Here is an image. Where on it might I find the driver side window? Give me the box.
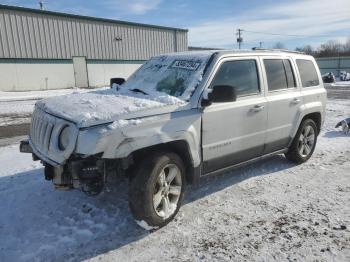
[210,60,260,96]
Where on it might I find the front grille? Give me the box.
[30,109,55,154]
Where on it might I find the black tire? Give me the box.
[129,151,186,228]
[285,119,318,164]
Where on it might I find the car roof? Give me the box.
[174,49,313,60]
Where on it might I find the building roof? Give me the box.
[0,4,188,32]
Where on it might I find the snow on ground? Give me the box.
[0,100,35,126]
[0,88,99,102]
[0,99,349,262]
[324,81,350,88]
[0,88,106,126]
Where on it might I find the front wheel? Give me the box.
[129,151,186,229]
[285,119,318,164]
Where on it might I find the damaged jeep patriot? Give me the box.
[20,50,326,228]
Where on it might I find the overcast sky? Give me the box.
[1,0,349,49]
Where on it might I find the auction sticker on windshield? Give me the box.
[172,60,200,70]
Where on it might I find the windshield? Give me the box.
[121,53,213,101]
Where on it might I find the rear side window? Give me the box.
[264,59,296,91]
[210,60,260,96]
[296,59,320,87]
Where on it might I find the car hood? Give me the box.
[36,88,187,128]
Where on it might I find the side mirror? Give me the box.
[207,85,237,103]
[110,77,126,88]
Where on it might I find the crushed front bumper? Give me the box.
[20,138,61,166]
[19,139,32,154]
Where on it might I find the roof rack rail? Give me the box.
[251,47,305,54]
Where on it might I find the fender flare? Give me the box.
[290,101,323,140]
[102,129,202,168]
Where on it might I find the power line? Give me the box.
[242,29,333,38]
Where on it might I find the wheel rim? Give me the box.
[153,163,182,219]
[297,124,315,157]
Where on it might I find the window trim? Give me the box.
[207,57,262,99]
[282,59,297,89]
[263,58,297,93]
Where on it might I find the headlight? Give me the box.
[59,126,71,150]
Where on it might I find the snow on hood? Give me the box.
[36,52,215,128]
[36,88,186,128]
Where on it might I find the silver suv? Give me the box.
[20,50,326,228]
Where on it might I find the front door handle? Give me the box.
[292,98,301,104]
[250,105,264,112]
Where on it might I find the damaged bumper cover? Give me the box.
[19,140,32,154]
[20,139,119,195]
[20,139,60,166]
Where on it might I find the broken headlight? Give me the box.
[58,125,71,150]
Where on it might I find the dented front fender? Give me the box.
[75,109,202,167]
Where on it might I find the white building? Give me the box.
[0,4,188,91]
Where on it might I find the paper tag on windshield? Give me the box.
[172,60,200,70]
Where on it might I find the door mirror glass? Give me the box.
[208,85,237,103]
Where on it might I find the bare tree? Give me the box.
[319,40,343,57]
[295,37,350,57]
[285,37,350,57]
[272,42,286,49]
[295,45,314,55]
[344,37,350,53]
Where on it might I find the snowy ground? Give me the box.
[0,99,349,262]
[0,88,99,102]
[324,81,350,88]
[0,100,35,126]
[0,88,105,126]
[325,84,350,101]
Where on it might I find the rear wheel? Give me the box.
[285,119,317,164]
[129,151,186,228]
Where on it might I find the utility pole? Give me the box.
[237,29,243,49]
[39,1,45,10]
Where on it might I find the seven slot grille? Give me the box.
[30,109,55,153]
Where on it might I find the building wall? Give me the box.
[0,5,188,91]
[0,6,188,60]
[0,59,75,91]
[86,60,143,87]
[0,59,144,91]
[316,56,350,76]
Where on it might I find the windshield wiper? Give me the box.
[129,88,148,95]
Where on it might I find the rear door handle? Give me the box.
[250,105,264,112]
[292,98,301,104]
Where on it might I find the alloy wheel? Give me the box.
[153,164,182,219]
[297,124,316,157]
